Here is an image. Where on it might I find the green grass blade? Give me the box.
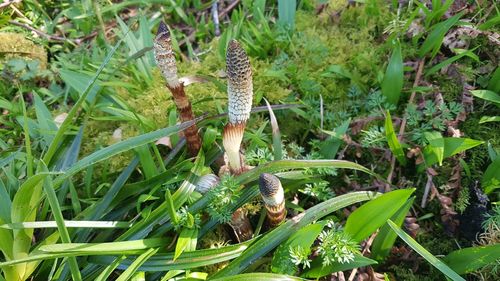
[235,159,378,185]
[0,220,131,229]
[385,111,406,165]
[95,256,126,281]
[264,98,283,161]
[387,220,465,281]
[278,0,296,29]
[425,47,479,77]
[479,116,500,123]
[43,39,123,166]
[212,273,306,281]
[470,90,500,106]
[41,164,81,281]
[20,95,33,177]
[90,240,253,271]
[418,12,464,58]
[0,238,168,267]
[116,248,158,281]
[53,119,197,187]
[211,191,380,278]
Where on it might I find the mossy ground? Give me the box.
[0,32,47,69]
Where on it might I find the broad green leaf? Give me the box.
[487,66,500,93]
[381,41,403,105]
[272,222,326,274]
[301,254,377,278]
[470,90,500,106]
[211,191,380,278]
[385,111,406,165]
[482,157,500,194]
[425,131,444,166]
[11,172,52,278]
[422,138,484,167]
[479,116,500,123]
[174,228,198,261]
[443,244,500,274]
[371,197,415,261]
[0,180,11,223]
[344,189,415,242]
[419,12,463,58]
[387,220,465,281]
[212,273,305,281]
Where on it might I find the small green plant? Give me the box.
[318,222,360,265]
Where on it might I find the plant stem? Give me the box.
[167,83,201,156]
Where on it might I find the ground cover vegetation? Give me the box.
[0,0,499,280]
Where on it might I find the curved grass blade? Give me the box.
[0,220,131,229]
[235,159,377,185]
[90,240,253,271]
[212,273,305,281]
[264,98,283,161]
[211,191,380,278]
[115,248,158,281]
[0,238,168,267]
[387,220,465,281]
[53,119,197,187]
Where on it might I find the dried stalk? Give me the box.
[154,21,201,156]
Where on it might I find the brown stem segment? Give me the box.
[154,21,201,156]
[167,83,201,156]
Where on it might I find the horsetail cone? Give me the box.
[153,21,201,156]
[222,40,253,173]
[153,21,180,89]
[226,40,253,124]
[259,173,286,227]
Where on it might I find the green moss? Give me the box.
[79,1,394,171]
[0,32,47,69]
